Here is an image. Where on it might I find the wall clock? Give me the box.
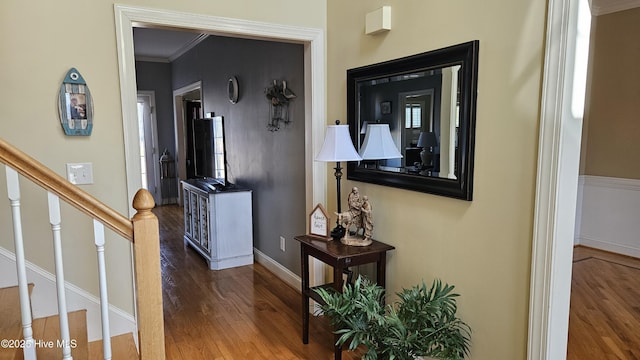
[228,76,239,104]
[58,68,93,136]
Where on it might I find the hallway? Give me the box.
[153,205,361,359]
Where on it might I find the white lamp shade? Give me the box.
[315,124,363,162]
[359,124,403,159]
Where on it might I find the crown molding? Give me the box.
[589,0,640,16]
[168,33,209,62]
[134,56,169,63]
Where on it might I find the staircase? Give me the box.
[0,285,138,359]
[1,138,166,359]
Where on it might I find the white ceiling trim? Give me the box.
[589,0,640,16]
[134,56,170,63]
[168,33,209,62]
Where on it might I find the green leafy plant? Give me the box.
[314,275,471,360]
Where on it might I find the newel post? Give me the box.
[132,189,166,359]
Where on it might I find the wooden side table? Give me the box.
[294,235,395,360]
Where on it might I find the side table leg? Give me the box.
[333,266,343,360]
[376,255,387,289]
[301,248,309,344]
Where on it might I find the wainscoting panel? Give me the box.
[575,175,640,258]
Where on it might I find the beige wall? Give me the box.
[0,1,552,356]
[327,1,547,359]
[0,0,326,314]
[580,8,640,180]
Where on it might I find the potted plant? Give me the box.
[314,276,471,360]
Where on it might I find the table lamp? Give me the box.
[417,131,437,168]
[315,120,362,240]
[359,123,403,161]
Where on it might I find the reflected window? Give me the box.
[405,103,422,129]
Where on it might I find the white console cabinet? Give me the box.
[182,180,254,270]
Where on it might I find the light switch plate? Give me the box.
[66,162,93,185]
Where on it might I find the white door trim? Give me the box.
[528,0,582,358]
[137,91,160,204]
[114,5,327,287]
[172,81,202,205]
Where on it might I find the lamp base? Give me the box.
[330,225,346,241]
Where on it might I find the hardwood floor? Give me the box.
[153,205,362,359]
[567,246,640,360]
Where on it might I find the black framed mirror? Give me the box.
[347,40,479,200]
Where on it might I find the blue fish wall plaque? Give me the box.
[58,68,93,136]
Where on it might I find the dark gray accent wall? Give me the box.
[135,61,178,201]
[172,36,306,275]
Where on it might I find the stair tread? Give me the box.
[88,333,138,359]
[0,284,34,360]
[29,309,89,360]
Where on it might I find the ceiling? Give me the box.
[133,28,208,62]
[133,1,640,62]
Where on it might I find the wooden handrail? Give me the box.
[0,138,133,241]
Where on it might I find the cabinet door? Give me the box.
[183,188,192,238]
[190,191,200,245]
[199,194,209,252]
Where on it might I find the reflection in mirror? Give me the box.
[347,41,479,200]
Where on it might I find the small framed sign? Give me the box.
[309,203,331,240]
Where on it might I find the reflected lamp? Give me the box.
[417,131,437,168]
[359,124,402,160]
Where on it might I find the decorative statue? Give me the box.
[335,187,373,246]
[361,196,373,242]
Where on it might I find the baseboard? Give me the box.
[581,175,640,191]
[210,254,254,270]
[575,175,640,258]
[577,236,640,259]
[0,246,136,341]
[253,248,301,292]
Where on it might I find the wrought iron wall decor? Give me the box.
[265,79,296,131]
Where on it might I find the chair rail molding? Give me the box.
[589,0,640,16]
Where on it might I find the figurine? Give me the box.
[347,187,363,235]
[361,196,373,242]
[336,187,373,246]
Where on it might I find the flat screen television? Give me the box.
[191,116,229,189]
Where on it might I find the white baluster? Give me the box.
[47,193,73,360]
[5,167,37,360]
[93,220,111,360]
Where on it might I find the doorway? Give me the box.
[171,82,202,205]
[136,91,160,205]
[115,5,327,295]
